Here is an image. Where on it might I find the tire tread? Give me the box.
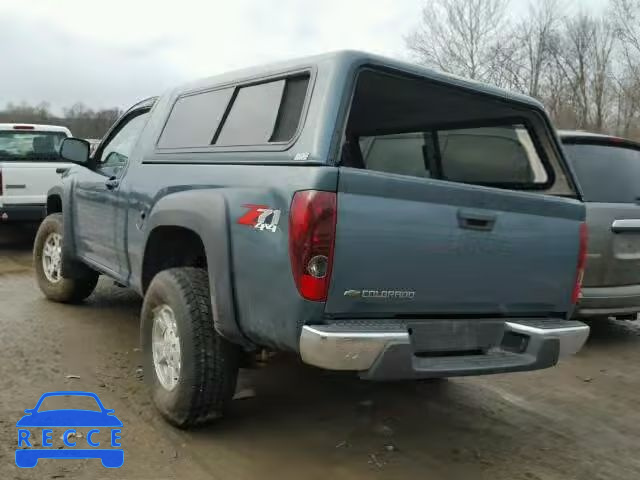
[144,267,239,428]
[33,213,99,303]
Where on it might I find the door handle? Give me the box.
[56,167,69,174]
[105,177,119,190]
[611,219,640,233]
[457,209,496,231]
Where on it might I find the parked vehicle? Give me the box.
[560,130,640,320]
[0,124,72,223]
[34,51,589,428]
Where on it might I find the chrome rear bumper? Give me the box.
[299,319,589,379]
[504,321,589,359]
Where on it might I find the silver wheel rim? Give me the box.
[42,232,63,283]
[152,305,182,391]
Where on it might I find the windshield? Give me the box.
[563,142,640,203]
[0,130,67,161]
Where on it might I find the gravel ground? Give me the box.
[1,224,640,480]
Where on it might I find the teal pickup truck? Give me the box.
[34,51,589,428]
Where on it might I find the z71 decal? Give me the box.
[237,204,281,233]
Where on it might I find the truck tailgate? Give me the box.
[326,168,585,317]
[0,162,71,205]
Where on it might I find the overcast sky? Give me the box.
[0,0,608,113]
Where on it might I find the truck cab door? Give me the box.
[73,110,150,280]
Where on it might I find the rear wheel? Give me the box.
[33,213,99,303]
[141,267,240,428]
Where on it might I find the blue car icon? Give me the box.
[16,391,123,468]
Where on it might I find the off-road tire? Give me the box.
[141,267,241,429]
[33,213,99,303]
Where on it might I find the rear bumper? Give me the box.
[299,319,589,380]
[0,204,46,222]
[576,284,640,317]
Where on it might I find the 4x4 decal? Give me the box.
[237,204,281,233]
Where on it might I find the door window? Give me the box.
[98,111,150,177]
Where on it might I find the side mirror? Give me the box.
[60,138,92,167]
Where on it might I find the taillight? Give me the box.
[572,222,588,304]
[13,125,34,130]
[289,190,337,301]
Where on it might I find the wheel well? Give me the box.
[142,226,208,292]
[47,195,62,214]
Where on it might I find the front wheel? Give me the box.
[140,267,241,428]
[33,213,99,303]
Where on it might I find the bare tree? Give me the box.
[405,0,640,138]
[406,0,510,81]
[550,14,596,129]
[543,61,573,124]
[613,0,640,69]
[522,0,561,98]
[489,0,560,95]
[612,0,640,136]
[591,18,617,131]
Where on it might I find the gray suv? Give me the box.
[561,131,640,320]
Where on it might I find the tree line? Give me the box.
[0,102,122,139]
[406,0,640,140]
[4,1,639,142]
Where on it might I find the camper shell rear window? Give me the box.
[341,68,573,193]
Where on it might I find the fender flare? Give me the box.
[46,186,64,214]
[144,190,250,347]
[49,183,86,278]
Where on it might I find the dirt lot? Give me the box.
[1,225,640,480]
